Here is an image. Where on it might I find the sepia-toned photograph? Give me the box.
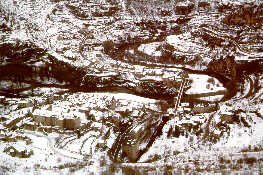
[1,0,263,174]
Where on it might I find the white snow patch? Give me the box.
[166,33,207,55]
[47,26,59,35]
[199,95,225,102]
[138,42,162,56]
[64,50,75,58]
[186,74,226,94]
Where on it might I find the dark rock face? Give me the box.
[200,31,225,48]
[175,17,192,25]
[92,6,120,17]
[217,3,233,13]
[198,1,210,11]
[65,2,120,19]
[174,2,194,15]
[0,42,92,97]
[222,3,263,27]
[207,56,237,81]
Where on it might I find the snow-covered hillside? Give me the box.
[1,0,263,174]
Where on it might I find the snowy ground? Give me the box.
[1,0,263,174]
